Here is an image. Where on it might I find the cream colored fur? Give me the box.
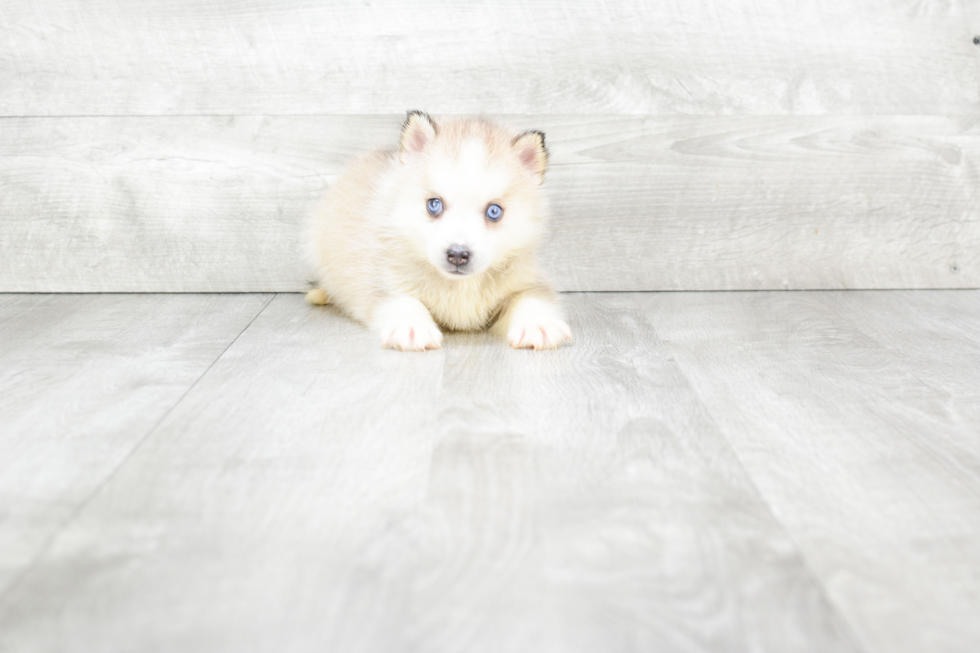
[303,112,571,351]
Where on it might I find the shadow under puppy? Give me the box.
[304,111,572,351]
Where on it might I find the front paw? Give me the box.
[375,296,443,352]
[381,320,443,351]
[509,316,572,350]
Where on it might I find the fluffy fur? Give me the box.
[303,111,572,351]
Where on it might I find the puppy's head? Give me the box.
[391,111,549,280]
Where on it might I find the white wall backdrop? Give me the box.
[1,0,978,291]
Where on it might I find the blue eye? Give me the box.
[486,204,503,221]
[427,198,443,215]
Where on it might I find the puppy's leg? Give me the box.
[492,290,572,350]
[374,295,443,351]
[305,288,330,305]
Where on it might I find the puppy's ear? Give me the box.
[513,130,548,184]
[400,111,437,162]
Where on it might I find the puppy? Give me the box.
[303,111,572,351]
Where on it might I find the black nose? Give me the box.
[447,245,470,267]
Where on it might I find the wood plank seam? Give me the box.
[0,293,277,610]
[658,327,872,653]
[648,290,980,651]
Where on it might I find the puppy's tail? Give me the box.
[305,287,330,306]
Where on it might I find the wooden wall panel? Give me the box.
[2,115,976,292]
[1,0,978,117]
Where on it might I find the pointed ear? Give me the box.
[400,111,437,162]
[512,130,548,184]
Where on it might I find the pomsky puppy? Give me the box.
[303,111,572,351]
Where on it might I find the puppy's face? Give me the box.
[393,113,549,280]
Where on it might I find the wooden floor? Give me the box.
[1,291,978,653]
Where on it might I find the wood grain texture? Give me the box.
[645,290,980,653]
[0,293,270,599]
[0,293,857,653]
[2,114,977,292]
[1,0,978,116]
[819,290,980,429]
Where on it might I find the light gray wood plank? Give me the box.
[2,115,977,292]
[1,0,977,116]
[644,290,980,653]
[818,290,980,431]
[545,116,979,291]
[0,293,271,598]
[0,293,857,653]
